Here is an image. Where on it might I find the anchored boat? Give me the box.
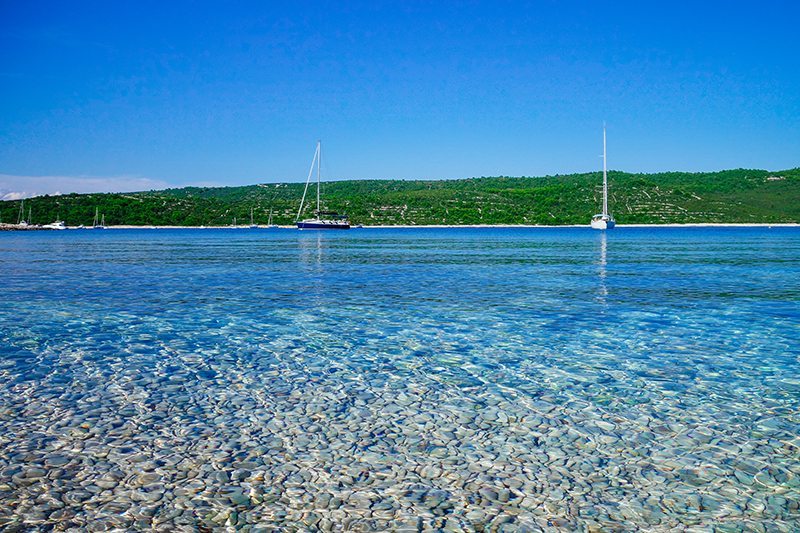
[296,141,350,230]
[93,208,106,229]
[17,200,29,227]
[266,208,278,229]
[43,220,66,230]
[590,125,615,230]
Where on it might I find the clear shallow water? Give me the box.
[0,227,798,531]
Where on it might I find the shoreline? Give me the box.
[362,223,800,228]
[77,222,800,229]
[2,222,798,231]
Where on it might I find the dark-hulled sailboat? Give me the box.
[296,141,350,230]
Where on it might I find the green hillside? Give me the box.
[2,168,799,226]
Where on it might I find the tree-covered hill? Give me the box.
[2,168,799,226]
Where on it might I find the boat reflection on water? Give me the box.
[597,231,608,304]
[298,233,324,271]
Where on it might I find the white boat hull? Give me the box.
[591,216,615,230]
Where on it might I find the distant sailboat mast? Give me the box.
[602,125,608,218]
[590,124,615,230]
[249,207,258,228]
[296,141,321,222]
[317,140,321,214]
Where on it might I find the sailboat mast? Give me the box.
[316,140,321,214]
[18,200,23,224]
[295,142,320,222]
[602,125,608,217]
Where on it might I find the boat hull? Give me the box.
[297,221,350,230]
[590,216,615,230]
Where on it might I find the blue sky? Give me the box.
[1,1,799,197]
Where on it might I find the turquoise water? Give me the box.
[1,227,798,530]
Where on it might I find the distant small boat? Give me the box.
[43,220,66,230]
[267,208,278,229]
[296,140,350,230]
[17,200,28,227]
[249,208,258,229]
[590,125,616,230]
[93,208,106,229]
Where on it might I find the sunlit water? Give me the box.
[1,227,798,530]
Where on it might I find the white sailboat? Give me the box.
[93,208,106,229]
[296,141,350,230]
[17,200,28,227]
[249,207,258,229]
[267,208,278,229]
[591,125,616,230]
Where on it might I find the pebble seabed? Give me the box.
[3,324,798,532]
[0,228,799,531]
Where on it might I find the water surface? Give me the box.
[1,227,798,530]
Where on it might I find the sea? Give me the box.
[1,227,798,530]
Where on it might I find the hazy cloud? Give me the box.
[0,174,171,200]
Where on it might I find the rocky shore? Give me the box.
[0,223,52,231]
